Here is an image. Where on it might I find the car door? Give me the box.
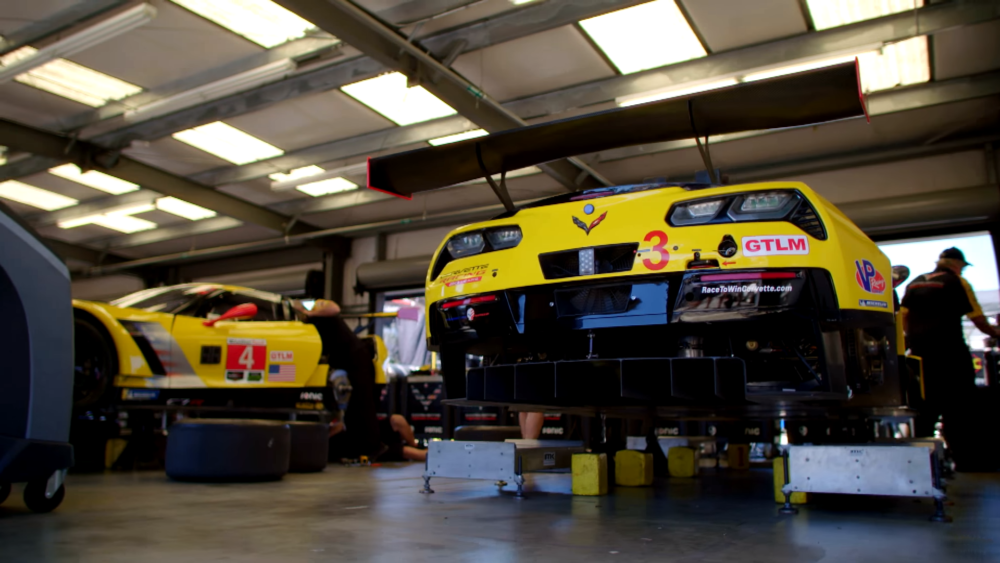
[169,289,323,389]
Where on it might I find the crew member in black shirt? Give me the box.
[294,298,384,461]
[901,247,1000,437]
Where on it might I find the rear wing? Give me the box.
[367,61,867,202]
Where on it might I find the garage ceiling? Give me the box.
[0,0,998,272]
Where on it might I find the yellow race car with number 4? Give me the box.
[72,283,385,412]
[367,61,910,413]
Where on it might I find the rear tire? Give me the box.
[73,312,117,409]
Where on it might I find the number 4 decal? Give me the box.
[642,230,670,270]
[238,346,254,369]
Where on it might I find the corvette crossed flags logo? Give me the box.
[572,211,607,235]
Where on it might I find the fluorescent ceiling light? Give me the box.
[618,79,738,107]
[58,203,157,229]
[172,121,284,165]
[92,214,157,233]
[49,163,140,194]
[428,129,488,146]
[156,196,217,220]
[0,180,78,210]
[579,1,705,75]
[805,0,923,31]
[2,46,143,107]
[170,0,318,48]
[270,163,366,191]
[0,4,156,85]
[124,59,296,122]
[296,177,358,197]
[857,36,929,92]
[341,72,456,126]
[269,165,325,183]
[744,37,928,93]
[59,203,158,232]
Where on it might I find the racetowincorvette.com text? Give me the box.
[700,284,793,294]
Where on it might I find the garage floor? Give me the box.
[1,465,998,562]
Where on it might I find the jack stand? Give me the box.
[930,498,951,523]
[420,475,435,494]
[514,457,526,500]
[929,454,952,523]
[778,450,799,515]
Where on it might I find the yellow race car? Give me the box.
[367,62,909,412]
[73,283,385,411]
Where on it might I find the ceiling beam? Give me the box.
[272,0,611,192]
[415,0,651,58]
[0,0,643,183]
[0,118,317,235]
[91,217,245,250]
[0,0,128,56]
[45,238,128,265]
[62,36,345,135]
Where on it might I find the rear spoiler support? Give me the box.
[476,143,515,213]
[689,99,719,185]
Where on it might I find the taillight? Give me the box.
[666,189,826,240]
[440,294,497,309]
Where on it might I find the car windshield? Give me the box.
[111,285,222,313]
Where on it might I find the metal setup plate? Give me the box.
[424,440,584,485]
[783,444,943,498]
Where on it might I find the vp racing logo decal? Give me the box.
[573,211,607,235]
[855,259,886,294]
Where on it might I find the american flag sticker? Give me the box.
[268,364,296,382]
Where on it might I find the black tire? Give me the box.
[165,419,291,482]
[287,421,329,472]
[0,482,10,505]
[23,481,65,513]
[73,312,118,409]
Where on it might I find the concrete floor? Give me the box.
[1,464,998,562]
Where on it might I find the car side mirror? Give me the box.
[891,265,910,288]
[203,303,257,327]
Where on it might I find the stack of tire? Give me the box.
[165,419,328,482]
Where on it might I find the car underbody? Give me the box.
[432,268,908,418]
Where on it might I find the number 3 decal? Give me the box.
[642,230,670,270]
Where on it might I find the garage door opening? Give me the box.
[878,231,999,384]
[377,290,432,377]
